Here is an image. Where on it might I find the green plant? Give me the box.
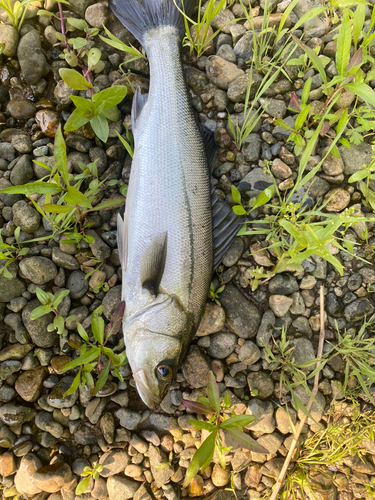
[244,266,273,292]
[0,227,29,278]
[115,122,134,159]
[59,68,127,142]
[76,462,103,495]
[176,0,236,59]
[287,48,330,79]
[31,287,76,335]
[327,316,375,405]
[0,0,34,30]
[0,126,125,245]
[62,301,127,397]
[348,144,375,211]
[99,24,145,66]
[209,282,225,305]
[181,372,268,487]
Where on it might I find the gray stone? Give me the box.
[0,261,25,303]
[87,230,111,260]
[246,399,275,433]
[181,345,210,388]
[47,376,79,408]
[115,408,141,430]
[52,247,79,270]
[0,403,36,426]
[256,310,275,347]
[17,30,48,85]
[247,372,274,399]
[206,332,237,359]
[107,475,140,500]
[222,237,244,267]
[12,200,41,234]
[242,133,261,163]
[291,338,316,370]
[0,178,23,206]
[216,44,237,63]
[206,56,244,90]
[66,270,88,299]
[293,386,325,423]
[268,274,299,295]
[85,2,109,28]
[99,450,130,477]
[218,284,261,339]
[102,285,121,320]
[0,360,22,380]
[54,80,79,108]
[238,341,261,366]
[238,168,273,198]
[22,299,57,348]
[339,141,373,175]
[269,295,293,317]
[233,31,253,61]
[344,298,375,322]
[19,256,57,284]
[0,24,19,56]
[0,143,16,162]
[10,155,34,186]
[289,292,306,315]
[272,115,295,140]
[259,98,287,119]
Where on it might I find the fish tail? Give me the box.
[109,0,196,46]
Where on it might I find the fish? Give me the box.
[112,0,242,408]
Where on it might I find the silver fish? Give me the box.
[112,0,240,408]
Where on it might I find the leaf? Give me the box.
[90,112,109,143]
[35,287,49,305]
[92,86,128,108]
[231,185,241,205]
[75,477,90,496]
[99,25,145,58]
[30,305,53,320]
[336,8,351,76]
[70,95,94,113]
[94,362,110,394]
[274,119,294,131]
[252,185,275,211]
[43,204,72,214]
[292,35,327,86]
[181,399,215,414]
[67,17,88,32]
[61,347,100,371]
[345,82,375,107]
[220,415,256,429]
[54,314,65,334]
[232,205,247,216]
[188,419,218,432]
[103,106,120,122]
[64,370,81,398]
[115,130,133,158]
[347,48,363,73]
[102,346,121,367]
[295,105,310,132]
[224,428,269,454]
[207,371,220,414]
[59,68,92,90]
[91,309,105,345]
[77,323,89,342]
[301,78,312,106]
[65,185,92,209]
[105,300,125,339]
[90,196,125,211]
[64,108,91,132]
[88,48,101,69]
[0,182,62,195]
[292,6,327,32]
[183,430,217,487]
[348,169,369,183]
[353,4,366,50]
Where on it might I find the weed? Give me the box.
[0,126,125,245]
[0,227,29,279]
[348,144,375,212]
[0,0,35,30]
[115,122,134,159]
[209,282,225,305]
[182,372,268,487]
[62,301,127,397]
[244,266,273,292]
[31,288,76,335]
[76,462,103,495]
[100,24,145,65]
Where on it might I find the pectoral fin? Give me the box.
[140,233,167,297]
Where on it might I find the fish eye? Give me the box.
[156,363,173,381]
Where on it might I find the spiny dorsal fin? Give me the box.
[212,194,244,269]
[132,87,148,132]
[140,232,168,297]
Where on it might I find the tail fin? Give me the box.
[109,0,196,46]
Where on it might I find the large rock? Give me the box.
[17,29,48,85]
[218,284,261,339]
[19,256,57,284]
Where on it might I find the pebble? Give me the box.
[268,274,299,295]
[22,299,57,348]
[269,295,293,317]
[0,451,16,477]
[0,24,19,56]
[35,110,60,137]
[181,346,210,388]
[206,332,237,359]
[256,310,275,347]
[247,372,274,399]
[222,237,244,267]
[19,257,57,284]
[6,100,36,121]
[206,56,244,90]
[344,298,374,322]
[47,376,79,408]
[17,29,48,85]
[12,200,41,233]
[196,302,225,336]
[246,399,275,433]
[115,408,142,430]
[324,188,350,212]
[15,365,47,402]
[107,475,140,500]
[211,464,230,487]
[32,462,72,493]
[66,270,89,299]
[238,340,261,366]
[10,155,34,185]
[14,453,42,495]
[85,2,109,27]
[99,450,130,477]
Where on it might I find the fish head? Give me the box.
[124,295,192,408]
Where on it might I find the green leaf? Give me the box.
[67,17,88,32]
[77,323,89,342]
[292,6,327,32]
[62,347,100,371]
[353,3,366,50]
[274,119,295,131]
[102,346,122,367]
[115,130,133,158]
[35,287,49,305]
[75,477,90,496]
[65,185,92,209]
[292,35,327,86]
[224,428,269,454]
[99,25,145,58]
[220,415,256,429]
[30,305,53,320]
[348,169,369,183]
[207,371,220,414]
[103,106,120,122]
[43,204,72,214]
[183,430,217,488]
[91,309,105,344]
[301,79,311,106]
[92,86,128,108]
[94,362,110,394]
[295,105,310,132]
[336,9,351,76]
[64,108,91,132]
[70,95,94,113]
[88,48,101,69]
[252,185,275,211]
[231,185,242,205]
[188,420,217,432]
[64,370,81,398]
[90,112,109,143]
[345,82,375,108]
[54,314,65,334]
[233,205,247,216]
[90,196,125,211]
[0,182,62,195]
[54,125,69,185]
[59,68,92,90]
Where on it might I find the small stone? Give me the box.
[12,200,41,233]
[238,168,273,198]
[291,338,315,370]
[238,341,261,366]
[324,188,350,212]
[206,332,237,359]
[17,30,48,85]
[66,270,88,299]
[247,372,274,399]
[344,298,374,322]
[256,310,275,347]
[322,152,344,176]
[211,464,230,487]
[0,426,16,448]
[47,376,79,408]
[6,100,36,120]
[0,25,19,56]
[269,295,293,317]
[14,453,42,495]
[181,346,210,388]
[35,110,60,138]
[271,158,292,179]
[19,256,57,284]
[246,399,275,433]
[242,133,261,163]
[339,141,373,176]
[15,365,47,402]
[0,343,33,362]
[10,155,34,185]
[206,56,244,90]
[222,238,244,267]
[196,302,225,336]
[85,2,109,27]
[22,299,57,348]
[115,408,141,430]
[275,406,297,434]
[268,274,299,295]
[32,462,72,493]
[107,475,140,500]
[259,98,287,119]
[99,450,130,477]
[0,451,16,476]
[102,285,121,319]
[300,275,316,289]
[0,360,21,380]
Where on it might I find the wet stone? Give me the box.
[6,100,36,120]
[47,376,79,408]
[0,360,21,380]
[35,110,60,138]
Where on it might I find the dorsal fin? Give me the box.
[212,194,244,269]
[140,232,168,297]
[132,87,148,132]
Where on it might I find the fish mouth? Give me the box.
[133,369,160,409]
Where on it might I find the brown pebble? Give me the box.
[35,110,60,138]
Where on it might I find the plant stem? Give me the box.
[268,285,326,500]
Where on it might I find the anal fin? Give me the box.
[140,232,167,297]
